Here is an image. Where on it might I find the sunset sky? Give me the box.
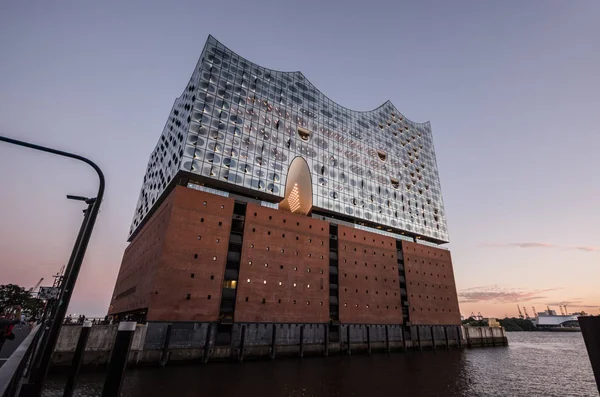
[1,1,598,318]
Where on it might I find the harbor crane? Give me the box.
[563,305,568,315]
[523,306,530,319]
[532,306,537,317]
[559,305,565,315]
[517,305,524,319]
[477,312,483,320]
[28,277,44,293]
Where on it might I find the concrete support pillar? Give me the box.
[367,325,371,355]
[457,326,463,348]
[430,326,436,350]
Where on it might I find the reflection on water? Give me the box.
[43,332,596,397]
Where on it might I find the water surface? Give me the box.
[43,332,597,397]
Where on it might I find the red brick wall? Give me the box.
[147,186,235,322]
[402,241,460,325]
[235,204,330,323]
[337,226,403,325]
[109,193,174,316]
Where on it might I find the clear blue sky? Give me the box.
[1,1,598,317]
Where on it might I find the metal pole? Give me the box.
[63,321,92,397]
[0,136,105,396]
[30,200,95,393]
[385,325,390,353]
[299,325,304,358]
[202,324,212,364]
[32,206,92,372]
[159,324,172,367]
[323,326,328,357]
[238,325,246,362]
[346,326,351,355]
[444,326,450,349]
[101,322,136,397]
[401,326,406,351]
[270,325,277,360]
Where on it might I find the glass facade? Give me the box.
[130,35,449,243]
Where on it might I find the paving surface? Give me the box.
[0,326,31,368]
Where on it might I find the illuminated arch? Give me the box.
[279,156,312,215]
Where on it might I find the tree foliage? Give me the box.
[498,317,537,332]
[0,284,45,320]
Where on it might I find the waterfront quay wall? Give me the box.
[50,323,507,366]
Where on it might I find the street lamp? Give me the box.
[0,135,104,396]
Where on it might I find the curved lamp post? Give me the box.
[0,135,104,395]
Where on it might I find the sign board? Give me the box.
[38,286,60,300]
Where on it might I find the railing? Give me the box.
[62,317,109,326]
[0,325,42,397]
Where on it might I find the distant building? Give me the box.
[108,35,461,345]
[484,318,501,328]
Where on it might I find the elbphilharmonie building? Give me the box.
[110,35,462,353]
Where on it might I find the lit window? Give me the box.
[247,279,251,283]
[248,261,252,265]
[293,283,297,287]
[307,284,310,288]
[278,281,282,286]
[298,127,311,141]
[212,256,217,261]
[263,280,266,284]
[264,263,268,267]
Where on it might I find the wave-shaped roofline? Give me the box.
[207,35,431,127]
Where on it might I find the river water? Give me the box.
[43,332,597,397]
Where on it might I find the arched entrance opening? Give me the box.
[279,156,312,215]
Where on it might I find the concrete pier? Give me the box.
[49,323,507,367]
